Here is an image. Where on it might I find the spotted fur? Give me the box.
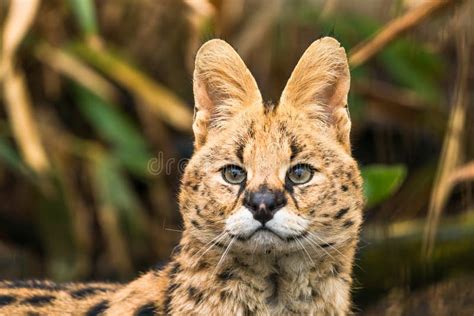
[0,37,363,315]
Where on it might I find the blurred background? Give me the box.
[0,0,473,314]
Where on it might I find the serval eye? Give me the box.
[222,165,246,184]
[287,164,314,185]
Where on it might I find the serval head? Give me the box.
[179,37,363,257]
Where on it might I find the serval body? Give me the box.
[0,37,363,315]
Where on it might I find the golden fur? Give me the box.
[0,37,363,315]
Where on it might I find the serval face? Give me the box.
[179,38,363,258]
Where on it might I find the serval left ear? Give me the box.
[280,37,351,153]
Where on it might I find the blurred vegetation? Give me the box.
[0,0,473,313]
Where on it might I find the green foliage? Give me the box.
[36,180,77,281]
[355,212,474,308]
[74,86,152,177]
[69,0,98,36]
[361,164,407,208]
[0,136,28,175]
[92,154,145,236]
[75,86,149,238]
[379,39,444,103]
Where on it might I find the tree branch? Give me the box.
[349,0,459,68]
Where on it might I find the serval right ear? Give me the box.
[280,37,351,152]
[192,39,262,150]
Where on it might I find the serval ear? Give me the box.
[192,39,262,149]
[280,37,351,152]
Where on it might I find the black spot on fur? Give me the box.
[320,242,335,248]
[334,208,349,219]
[217,269,234,281]
[332,264,342,275]
[86,300,109,316]
[21,295,55,306]
[204,218,215,225]
[0,295,16,307]
[163,282,179,315]
[170,262,181,275]
[343,220,354,228]
[266,273,279,305]
[195,206,202,216]
[352,178,359,188]
[190,220,202,229]
[70,287,108,299]
[192,184,199,192]
[1,280,65,291]
[341,184,348,192]
[248,121,255,139]
[134,302,158,316]
[286,305,300,313]
[290,140,302,161]
[278,122,288,135]
[195,259,210,271]
[168,283,180,294]
[236,142,245,163]
[163,262,181,315]
[220,290,229,300]
[215,241,226,248]
[188,286,203,305]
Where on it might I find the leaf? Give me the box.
[92,154,146,237]
[378,39,444,104]
[74,86,152,177]
[1,0,40,69]
[1,0,49,175]
[69,0,98,36]
[0,136,29,175]
[36,177,77,281]
[71,43,193,132]
[34,42,118,103]
[361,164,407,208]
[3,70,51,174]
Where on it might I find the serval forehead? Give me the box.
[202,104,326,165]
[243,112,321,149]
[236,106,311,138]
